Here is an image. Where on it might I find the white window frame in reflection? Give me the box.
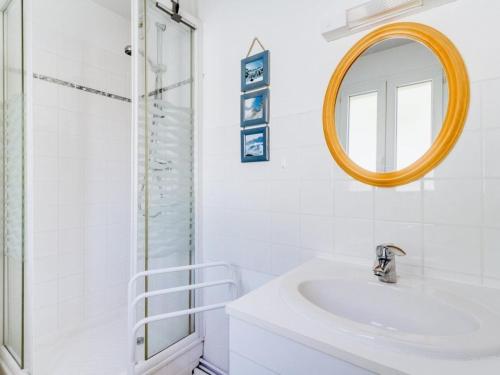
[386,67,444,171]
[338,79,386,171]
[337,66,446,172]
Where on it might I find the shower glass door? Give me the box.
[1,0,24,367]
[137,0,195,360]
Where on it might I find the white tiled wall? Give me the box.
[199,0,500,370]
[31,0,131,356]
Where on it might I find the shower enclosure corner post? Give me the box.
[0,0,32,372]
[190,6,205,345]
[129,0,142,373]
[22,0,33,371]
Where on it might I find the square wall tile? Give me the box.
[34,130,58,157]
[464,81,480,131]
[299,146,334,181]
[334,180,373,219]
[484,129,500,178]
[333,218,373,259]
[433,130,482,179]
[34,280,58,309]
[374,182,422,222]
[484,228,500,279]
[34,231,58,259]
[58,274,84,302]
[424,224,481,276]
[481,78,500,128]
[224,235,271,274]
[423,179,482,225]
[33,79,58,108]
[484,179,500,227]
[35,203,58,232]
[231,181,270,212]
[34,156,58,182]
[33,306,58,339]
[35,181,58,207]
[58,251,85,278]
[58,109,83,138]
[300,215,334,253]
[229,210,272,242]
[59,297,85,332]
[271,244,301,275]
[297,111,323,147]
[33,48,58,77]
[270,181,300,214]
[300,181,334,216]
[271,213,300,246]
[202,234,228,262]
[266,148,301,181]
[58,228,85,254]
[58,204,84,229]
[34,255,58,284]
[271,115,300,149]
[34,105,58,133]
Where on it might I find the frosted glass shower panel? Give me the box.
[2,0,25,367]
[139,2,195,360]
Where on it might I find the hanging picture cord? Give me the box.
[246,37,266,57]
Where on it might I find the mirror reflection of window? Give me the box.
[336,39,447,173]
[348,91,378,171]
[396,81,433,169]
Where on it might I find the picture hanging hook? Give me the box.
[246,37,266,57]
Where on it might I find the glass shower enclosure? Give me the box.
[1,0,25,368]
[133,0,196,362]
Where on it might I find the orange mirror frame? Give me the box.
[323,22,469,187]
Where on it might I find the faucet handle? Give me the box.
[376,243,406,257]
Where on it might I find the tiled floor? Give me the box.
[37,311,127,375]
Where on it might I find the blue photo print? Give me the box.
[241,126,269,163]
[240,88,269,127]
[241,50,270,92]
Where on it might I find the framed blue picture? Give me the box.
[241,126,269,163]
[240,88,269,127]
[241,50,270,92]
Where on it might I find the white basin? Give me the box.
[298,279,479,336]
[282,268,500,359]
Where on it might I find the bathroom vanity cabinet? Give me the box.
[229,317,374,375]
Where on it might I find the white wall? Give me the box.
[31,0,130,371]
[199,0,500,370]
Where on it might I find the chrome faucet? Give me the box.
[373,244,406,283]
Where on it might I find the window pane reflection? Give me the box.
[396,81,432,169]
[348,91,378,171]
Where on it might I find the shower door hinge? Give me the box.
[136,337,145,345]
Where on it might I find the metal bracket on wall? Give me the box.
[155,1,196,30]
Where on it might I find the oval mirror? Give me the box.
[323,23,469,187]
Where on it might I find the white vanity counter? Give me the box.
[226,258,500,375]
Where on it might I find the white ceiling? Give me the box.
[90,0,131,19]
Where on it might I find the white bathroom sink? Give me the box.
[281,263,500,359]
[298,279,478,336]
